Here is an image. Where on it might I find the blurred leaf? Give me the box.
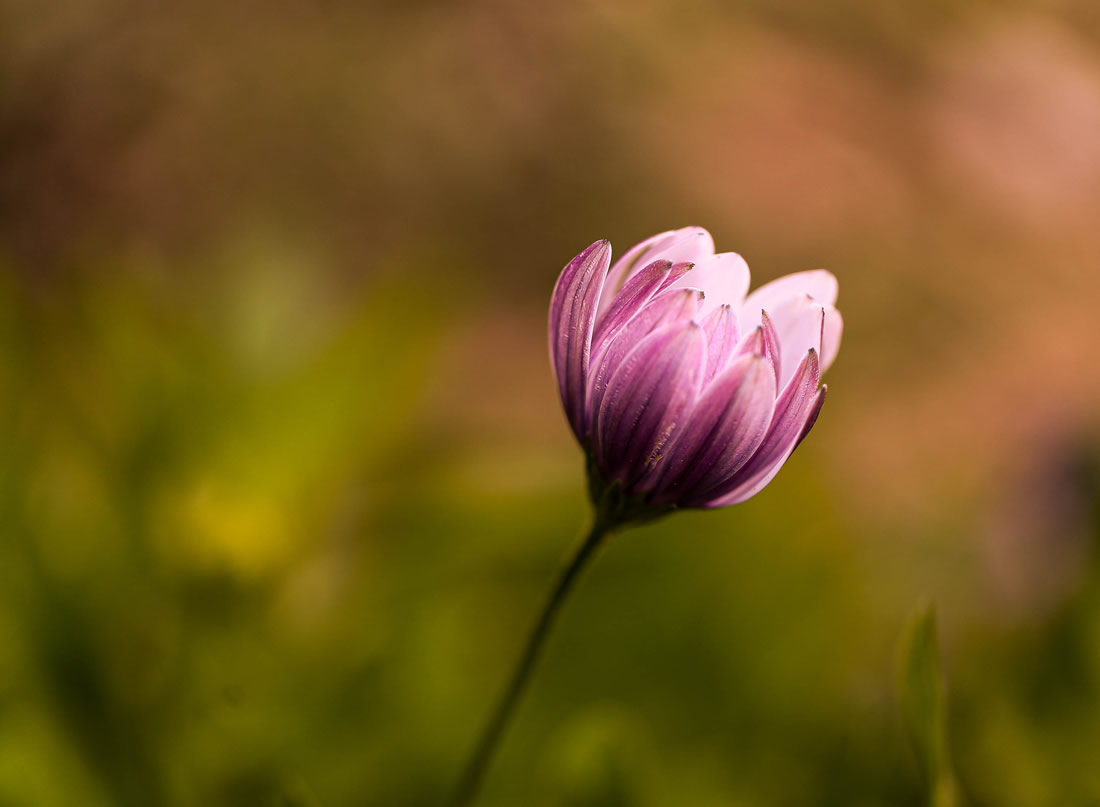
[899,604,958,807]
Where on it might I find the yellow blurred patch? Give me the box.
[161,480,294,579]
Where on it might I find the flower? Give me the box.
[549,226,841,523]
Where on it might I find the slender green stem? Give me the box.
[449,518,610,807]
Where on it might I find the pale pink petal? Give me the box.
[598,227,714,318]
[741,269,838,324]
[819,308,842,375]
[548,240,612,439]
[759,296,842,388]
[670,251,751,315]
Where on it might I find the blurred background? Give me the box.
[3,0,1100,804]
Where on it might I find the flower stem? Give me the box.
[449,517,610,807]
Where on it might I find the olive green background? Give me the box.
[3,1,1100,804]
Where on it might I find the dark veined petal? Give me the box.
[593,322,707,487]
[591,259,692,366]
[586,287,703,425]
[548,240,612,440]
[658,261,696,293]
[760,309,781,389]
[793,384,827,452]
[730,324,778,387]
[701,348,822,507]
[645,353,776,502]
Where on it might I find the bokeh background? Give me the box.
[3,0,1100,804]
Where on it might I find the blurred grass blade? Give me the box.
[899,604,958,807]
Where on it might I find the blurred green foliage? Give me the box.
[900,606,957,807]
[3,0,1100,805]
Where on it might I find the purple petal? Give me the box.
[593,322,707,487]
[548,240,612,439]
[645,353,776,502]
[730,324,780,385]
[700,304,738,385]
[597,227,714,319]
[733,325,763,359]
[591,259,686,365]
[659,261,696,292]
[587,288,703,423]
[760,309,781,389]
[701,348,822,507]
[793,384,827,452]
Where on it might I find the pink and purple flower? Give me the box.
[549,226,841,522]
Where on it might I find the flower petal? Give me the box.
[757,296,842,388]
[732,325,763,359]
[658,261,696,292]
[646,353,776,502]
[670,251,751,314]
[730,323,780,384]
[548,239,612,439]
[819,307,842,375]
[699,304,738,385]
[591,259,691,365]
[742,269,838,319]
[760,309,782,389]
[793,384,827,452]
[587,288,703,426]
[702,348,822,507]
[597,227,714,318]
[593,322,707,486]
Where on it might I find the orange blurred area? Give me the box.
[2,1,1100,805]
